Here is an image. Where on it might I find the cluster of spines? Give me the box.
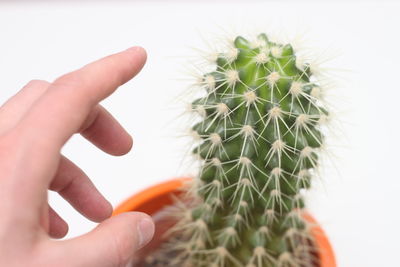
[150,33,328,267]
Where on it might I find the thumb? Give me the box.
[63,212,155,267]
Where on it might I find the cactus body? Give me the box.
[148,33,328,267]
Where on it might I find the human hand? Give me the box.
[0,47,155,267]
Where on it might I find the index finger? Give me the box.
[17,46,146,151]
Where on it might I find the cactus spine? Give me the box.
[149,33,329,267]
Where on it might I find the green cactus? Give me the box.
[146,33,329,267]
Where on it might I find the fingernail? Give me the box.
[137,218,155,248]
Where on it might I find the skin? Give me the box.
[0,47,155,267]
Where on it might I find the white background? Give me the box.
[0,1,398,266]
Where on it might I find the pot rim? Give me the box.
[113,178,336,267]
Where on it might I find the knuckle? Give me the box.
[0,131,22,168]
[111,240,130,266]
[108,229,135,266]
[0,130,19,149]
[53,72,87,90]
[52,72,97,106]
[24,79,50,89]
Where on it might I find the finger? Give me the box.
[80,105,133,156]
[17,46,146,154]
[0,80,49,134]
[62,212,154,266]
[48,206,69,239]
[5,47,145,217]
[50,156,113,222]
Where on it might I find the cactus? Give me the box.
[146,33,329,267]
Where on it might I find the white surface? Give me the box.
[0,1,399,266]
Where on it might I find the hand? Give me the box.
[0,47,155,267]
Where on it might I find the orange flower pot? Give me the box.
[114,178,336,267]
